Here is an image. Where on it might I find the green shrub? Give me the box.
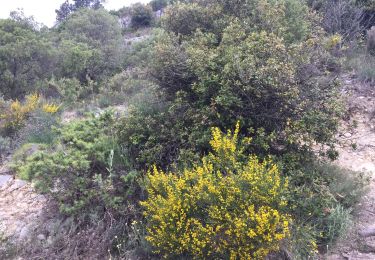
[57,39,95,83]
[48,77,89,103]
[327,164,369,208]
[142,123,291,259]
[118,101,202,170]
[0,230,17,260]
[325,205,352,244]
[121,21,343,169]
[288,223,319,259]
[130,3,153,29]
[116,2,358,258]
[284,159,368,256]
[162,0,312,42]
[161,2,219,36]
[13,112,140,215]
[150,0,169,11]
[0,17,55,99]
[93,92,126,108]
[123,35,155,68]
[11,143,46,170]
[58,8,124,82]
[105,70,147,96]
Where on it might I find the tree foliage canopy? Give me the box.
[0,18,55,98]
[56,0,104,22]
[57,8,123,82]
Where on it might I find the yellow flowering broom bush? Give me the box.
[141,123,291,259]
[0,93,60,135]
[0,93,40,134]
[42,103,60,114]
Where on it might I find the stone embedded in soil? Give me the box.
[0,175,12,187]
[18,225,30,240]
[359,239,375,253]
[359,226,375,237]
[8,179,27,192]
[344,132,352,138]
[37,234,46,241]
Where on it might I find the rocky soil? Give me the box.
[0,164,48,259]
[327,75,375,260]
[0,174,46,240]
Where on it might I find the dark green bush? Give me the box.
[57,39,96,83]
[123,35,156,69]
[105,70,149,96]
[161,2,219,36]
[57,8,124,82]
[150,0,169,11]
[0,17,55,99]
[48,77,96,103]
[119,13,343,169]
[118,102,202,170]
[130,3,153,29]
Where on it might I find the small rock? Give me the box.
[359,226,375,237]
[37,234,46,241]
[0,175,12,187]
[8,179,27,192]
[19,225,30,240]
[46,236,54,246]
[344,132,352,138]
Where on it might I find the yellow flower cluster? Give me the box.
[0,93,60,133]
[0,94,40,131]
[324,34,342,50]
[142,123,291,259]
[42,103,60,114]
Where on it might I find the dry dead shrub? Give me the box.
[18,203,147,260]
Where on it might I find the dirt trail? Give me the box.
[327,75,375,259]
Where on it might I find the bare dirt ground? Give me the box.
[327,75,375,260]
